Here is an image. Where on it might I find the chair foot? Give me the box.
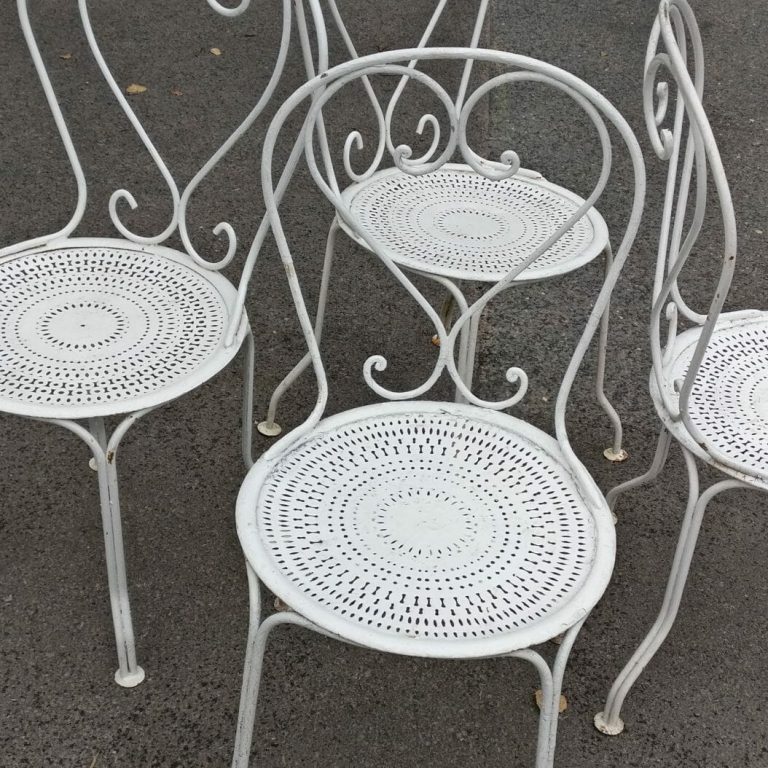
[89,457,98,471]
[115,665,145,688]
[431,334,440,347]
[257,420,282,437]
[603,447,629,463]
[594,711,624,735]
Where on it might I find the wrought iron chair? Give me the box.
[232,47,644,767]
[595,0,761,737]
[255,0,631,464]
[1,0,326,686]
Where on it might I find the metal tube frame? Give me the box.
[232,561,587,768]
[593,0,763,734]
[31,326,255,686]
[259,240,627,451]
[595,443,747,734]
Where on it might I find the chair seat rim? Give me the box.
[337,162,610,284]
[0,236,247,420]
[237,400,616,658]
[651,309,768,488]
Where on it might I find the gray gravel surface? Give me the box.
[1,1,767,766]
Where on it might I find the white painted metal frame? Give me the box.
[233,45,645,767]
[2,0,322,686]
[595,0,762,737]
[255,0,629,463]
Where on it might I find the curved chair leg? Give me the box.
[232,564,265,768]
[511,618,585,768]
[607,428,671,521]
[462,310,482,396]
[51,410,155,686]
[595,244,627,462]
[258,218,339,438]
[595,453,744,735]
[423,273,472,403]
[431,290,457,347]
[431,279,465,346]
[242,324,256,469]
[88,416,107,471]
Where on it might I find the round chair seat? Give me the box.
[339,164,609,283]
[238,402,615,658]
[651,310,768,487]
[0,238,245,420]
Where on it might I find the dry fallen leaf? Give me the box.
[125,83,147,95]
[274,596,291,612]
[170,87,183,97]
[534,689,568,713]
[59,52,72,60]
[210,47,222,56]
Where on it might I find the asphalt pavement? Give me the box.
[1,1,767,766]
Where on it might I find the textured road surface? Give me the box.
[1,1,768,766]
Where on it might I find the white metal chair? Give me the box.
[232,46,645,767]
[1,0,324,686]
[594,0,761,737]
[255,0,630,464]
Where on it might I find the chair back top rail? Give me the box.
[324,0,490,174]
[646,0,743,474]
[253,47,645,506]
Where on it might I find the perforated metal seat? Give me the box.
[238,402,615,658]
[650,310,768,487]
[340,164,609,282]
[0,239,244,420]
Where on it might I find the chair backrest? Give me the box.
[254,46,645,503]
[645,0,741,465]
[7,0,329,346]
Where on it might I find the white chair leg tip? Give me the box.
[115,666,145,688]
[257,421,282,437]
[603,447,629,462]
[594,711,624,735]
[88,457,98,471]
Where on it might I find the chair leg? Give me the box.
[232,564,264,768]
[595,452,744,735]
[431,288,459,348]
[88,416,107,471]
[242,324,256,469]
[595,244,627,462]
[89,417,145,687]
[607,428,671,521]
[461,310,482,396]
[511,618,585,768]
[258,217,339,438]
[420,274,471,403]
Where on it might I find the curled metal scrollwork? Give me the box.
[79,0,180,245]
[643,0,704,163]
[301,61,616,411]
[178,0,294,270]
[258,48,644,476]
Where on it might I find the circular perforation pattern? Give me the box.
[346,167,606,281]
[0,245,230,415]
[667,317,768,475]
[255,409,600,652]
